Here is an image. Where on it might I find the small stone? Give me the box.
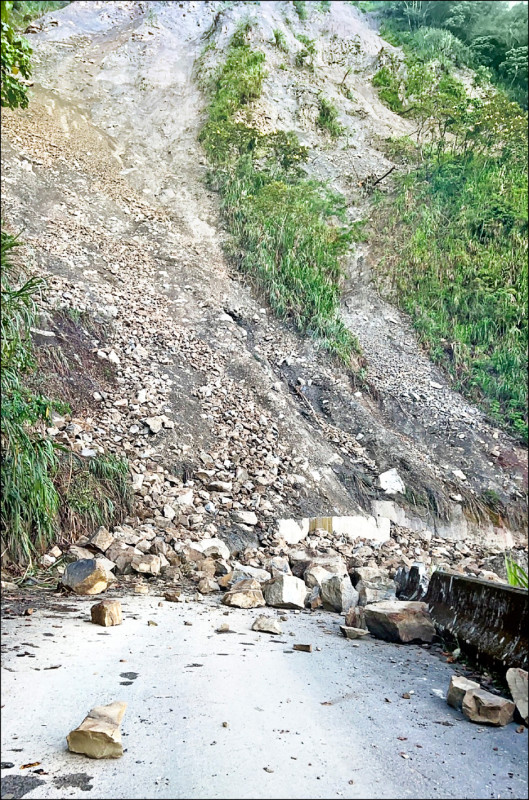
[252,615,282,635]
[91,600,122,627]
[216,623,231,633]
[145,416,164,434]
[446,675,480,710]
[462,689,515,727]
[164,590,181,602]
[293,644,312,653]
[198,577,220,595]
[233,510,258,526]
[67,701,127,759]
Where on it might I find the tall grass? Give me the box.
[199,21,359,362]
[8,1,70,28]
[1,231,131,566]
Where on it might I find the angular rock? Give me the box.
[264,556,292,577]
[340,625,369,640]
[131,553,161,576]
[233,510,258,526]
[105,541,139,575]
[378,468,405,495]
[145,416,164,434]
[320,575,358,613]
[40,553,56,568]
[364,600,435,643]
[252,615,282,635]
[222,578,265,609]
[263,574,307,610]
[196,538,230,561]
[67,701,127,759]
[91,600,122,627]
[60,559,109,595]
[396,562,429,601]
[66,545,95,562]
[197,577,220,594]
[344,606,367,630]
[304,565,334,589]
[446,675,480,709]
[351,568,396,606]
[506,668,528,723]
[462,689,515,727]
[230,563,271,584]
[308,585,322,610]
[90,526,115,553]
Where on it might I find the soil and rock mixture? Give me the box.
[1,0,527,595]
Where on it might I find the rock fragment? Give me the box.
[506,668,528,723]
[252,615,282,635]
[462,689,515,727]
[263,575,307,610]
[60,559,109,595]
[340,626,369,640]
[320,574,358,613]
[446,675,480,709]
[222,578,265,609]
[364,600,435,643]
[91,600,122,627]
[67,701,127,759]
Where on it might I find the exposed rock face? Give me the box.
[462,689,515,727]
[506,668,528,723]
[446,675,480,710]
[67,701,127,758]
[364,600,435,643]
[252,615,282,635]
[91,600,122,627]
[320,575,358,613]
[222,578,265,609]
[60,559,109,595]
[262,574,307,609]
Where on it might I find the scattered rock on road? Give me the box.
[446,675,480,710]
[462,689,515,727]
[252,615,282,635]
[67,701,127,758]
[263,574,306,610]
[222,578,265,609]
[364,600,435,643]
[340,625,369,640]
[60,559,109,595]
[91,600,122,627]
[320,574,358,613]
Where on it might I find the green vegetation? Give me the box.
[200,21,359,362]
[505,556,528,589]
[319,1,331,11]
[375,1,528,108]
[317,95,344,138]
[294,33,316,71]
[7,1,69,28]
[272,28,288,53]
[1,231,132,566]
[293,1,308,21]
[372,36,528,440]
[1,1,31,108]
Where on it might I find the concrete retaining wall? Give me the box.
[426,571,528,672]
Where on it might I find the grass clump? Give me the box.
[200,23,359,362]
[292,1,307,21]
[1,231,131,566]
[272,28,288,53]
[317,95,344,138]
[7,1,70,28]
[294,33,316,71]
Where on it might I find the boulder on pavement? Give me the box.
[364,600,435,643]
[222,578,265,609]
[91,600,122,627]
[320,574,358,613]
[263,574,306,610]
[462,689,515,727]
[131,553,161,576]
[344,606,367,630]
[506,668,528,723]
[197,577,220,595]
[60,559,109,595]
[252,615,282,635]
[446,675,480,709]
[67,701,127,759]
